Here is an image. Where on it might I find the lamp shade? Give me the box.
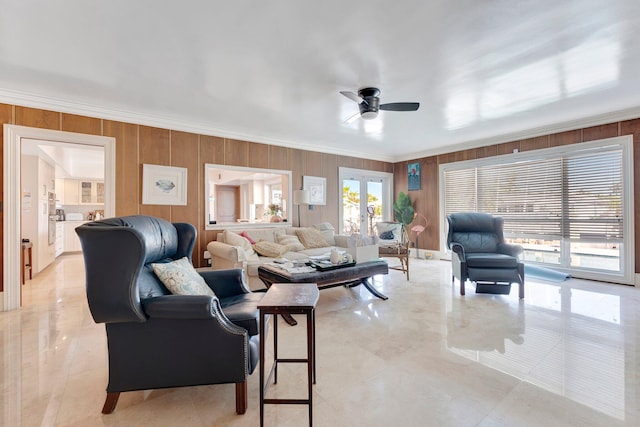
[293,189,310,205]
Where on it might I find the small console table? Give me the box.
[258,283,320,427]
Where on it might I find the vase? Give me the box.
[270,214,282,223]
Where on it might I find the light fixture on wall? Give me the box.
[293,189,310,227]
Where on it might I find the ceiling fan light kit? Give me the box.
[341,87,420,121]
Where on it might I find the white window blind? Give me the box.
[443,145,624,242]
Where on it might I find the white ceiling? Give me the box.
[2,1,640,162]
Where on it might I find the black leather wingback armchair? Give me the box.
[446,212,525,298]
[76,215,263,415]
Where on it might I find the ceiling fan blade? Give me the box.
[379,102,420,112]
[344,111,361,124]
[340,91,364,104]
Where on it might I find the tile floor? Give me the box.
[2,254,640,426]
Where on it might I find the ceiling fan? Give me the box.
[340,87,420,122]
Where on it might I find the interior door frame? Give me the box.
[3,124,116,311]
[338,167,393,235]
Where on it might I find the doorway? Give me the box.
[339,167,393,235]
[3,125,116,311]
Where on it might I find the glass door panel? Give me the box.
[339,167,393,236]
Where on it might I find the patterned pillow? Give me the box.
[253,241,289,258]
[277,234,305,252]
[380,230,395,240]
[296,228,329,249]
[151,257,216,297]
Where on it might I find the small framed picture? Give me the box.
[408,162,421,191]
[303,176,327,205]
[142,164,188,205]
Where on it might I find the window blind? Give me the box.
[443,145,624,242]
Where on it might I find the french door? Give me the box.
[339,167,393,235]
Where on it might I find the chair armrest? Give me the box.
[449,242,466,261]
[498,243,523,258]
[199,268,251,299]
[142,295,216,319]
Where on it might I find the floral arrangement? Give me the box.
[266,203,281,216]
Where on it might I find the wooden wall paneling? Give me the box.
[247,142,269,169]
[138,126,171,218]
[268,145,289,171]
[322,153,339,229]
[61,113,101,135]
[224,139,248,166]
[103,120,139,216]
[0,103,12,292]
[475,145,498,159]
[438,149,476,164]
[200,135,225,164]
[620,119,640,272]
[15,106,60,130]
[520,135,549,152]
[337,156,363,170]
[422,156,439,250]
[497,141,521,155]
[170,131,202,265]
[583,123,619,142]
[549,129,582,147]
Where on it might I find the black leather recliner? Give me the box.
[76,215,263,415]
[446,212,525,298]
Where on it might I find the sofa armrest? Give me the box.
[142,295,216,319]
[498,242,523,258]
[207,240,247,267]
[449,242,466,261]
[333,234,351,248]
[199,268,251,298]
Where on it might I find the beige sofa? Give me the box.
[207,223,351,290]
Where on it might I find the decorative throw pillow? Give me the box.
[380,230,395,240]
[296,228,329,249]
[240,230,256,244]
[277,234,305,252]
[223,229,256,257]
[151,257,216,297]
[313,222,336,246]
[253,240,289,258]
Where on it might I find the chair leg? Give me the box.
[236,381,247,415]
[404,255,409,280]
[102,392,120,414]
[460,279,465,296]
[519,282,525,299]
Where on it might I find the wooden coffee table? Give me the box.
[258,260,389,325]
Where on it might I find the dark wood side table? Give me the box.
[258,283,320,427]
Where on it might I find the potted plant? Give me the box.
[393,192,415,229]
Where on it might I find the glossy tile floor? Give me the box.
[2,254,640,426]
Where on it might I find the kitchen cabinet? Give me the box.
[55,222,64,257]
[64,179,79,204]
[63,221,86,252]
[60,179,104,205]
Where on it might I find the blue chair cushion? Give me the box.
[465,253,519,268]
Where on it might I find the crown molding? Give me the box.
[0,88,394,163]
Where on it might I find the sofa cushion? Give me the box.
[296,228,328,249]
[313,222,336,245]
[151,257,216,297]
[244,228,285,244]
[253,241,289,258]
[277,234,305,252]
[218,292,263,336]
[465,253,519,268]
